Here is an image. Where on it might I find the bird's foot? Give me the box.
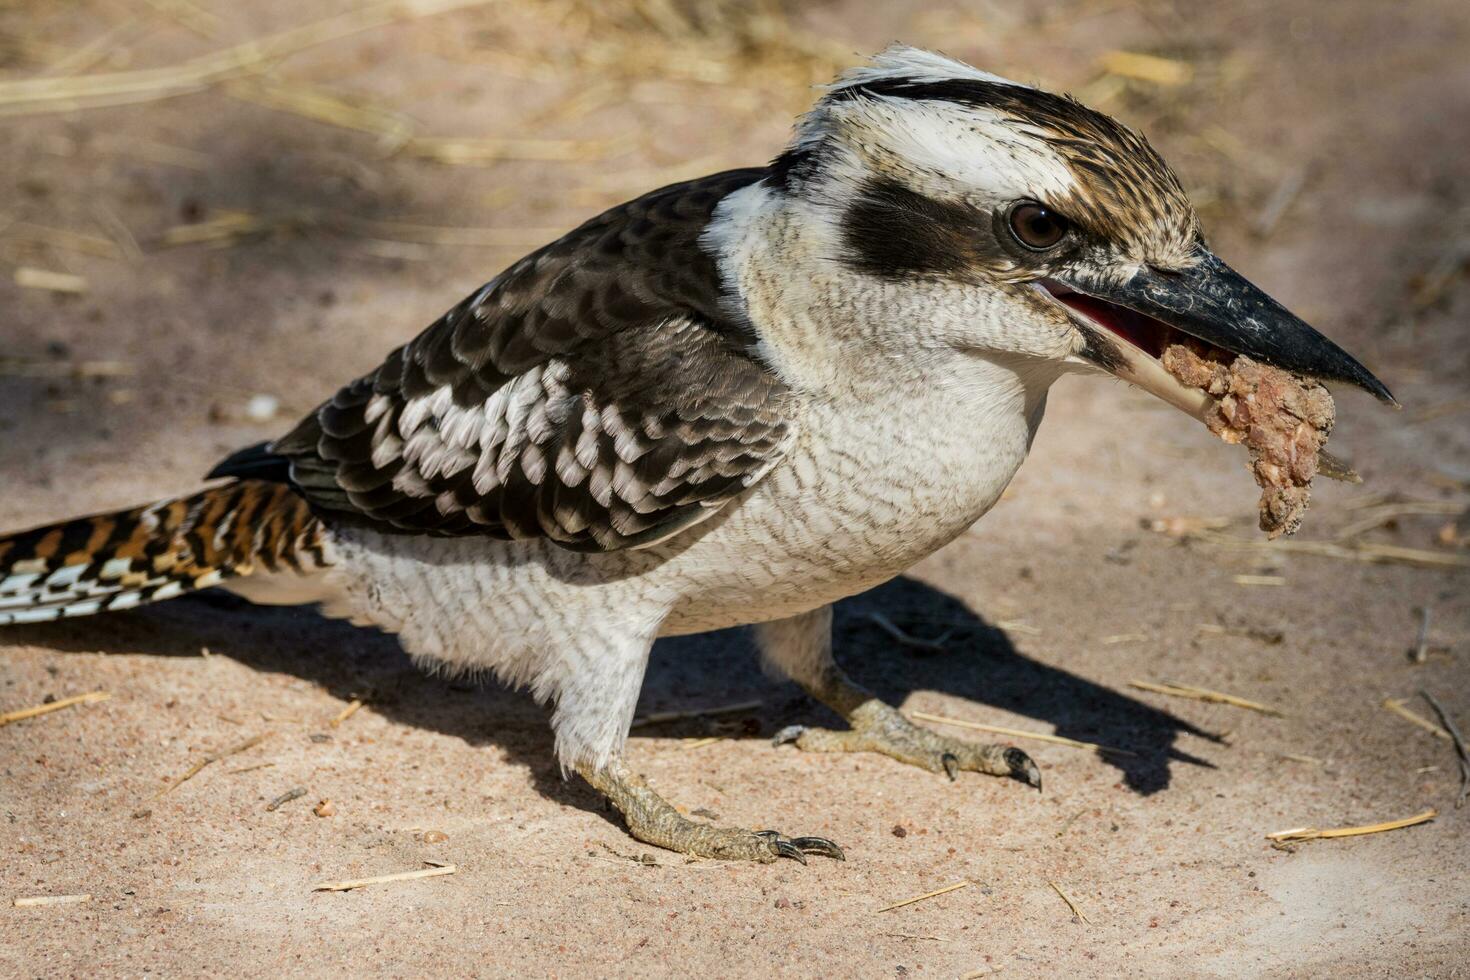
[578,760,845,864]
[773,699,1041,789]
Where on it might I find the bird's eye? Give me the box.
[1008,202,1070,251]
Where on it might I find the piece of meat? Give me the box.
[1162,343,1336,538]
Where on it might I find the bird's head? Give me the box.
[756,45,1393,409]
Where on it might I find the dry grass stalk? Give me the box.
[225,78,415,151]
[631,699,762,728]
[140,0,225,39]
[995,620,1042,636]
[1253,166,1309,239]
[404,136,622,165]
[14,267,88,294]
[1232,574,1286,587]
[868,612,952,652]
[1382,698,1453,742]
[1266,808,1436,842]
[13,894,92,908]
[330,699,364,728]
[1048,880,1091,924]
[43,19,146,77]
[1192,529,1470,570]
[157,210,290,248]
[875,880,970,913]
[1128,680,1282,716]
[908,711,1135,756]
[0,32,76,68]
[1420,691,1470,807]
[0,0,502,117]
[679,736,724,750]
[0,690,111,727]
[1336,501,1466,540]
[154,731,271,798]
[1097,50,1193,86]
[4,220,127,259]
[266,786,307,811]
[1101,633,1148,645]
[92,205,144,261]
[1279,753,1325,765]
[314,862,457,892]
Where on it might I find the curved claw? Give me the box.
[941,751,960,782]
[773,839,808,864]
[754,831,808,864]
[790,836,846,861]
[1004,747,1042,791]
[771,725,805,746]
[754,829,845,863]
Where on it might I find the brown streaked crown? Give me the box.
[830,76,1202,265]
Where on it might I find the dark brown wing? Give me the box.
[224,169,798,551]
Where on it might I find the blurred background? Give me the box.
[0,0,1465,511]
[0,1,1467,974]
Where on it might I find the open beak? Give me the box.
[1047,250,1396,421]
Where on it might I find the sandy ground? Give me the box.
[2,1,1468,976]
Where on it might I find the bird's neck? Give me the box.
[707,181,1066,413]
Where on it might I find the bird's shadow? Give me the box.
[3,575,1215,814]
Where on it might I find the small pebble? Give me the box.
[422,830,448,844]
[245,394,279,422]
[891,825,908,838]
[313,799,335,818]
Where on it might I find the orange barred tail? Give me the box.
[0,481,329,626]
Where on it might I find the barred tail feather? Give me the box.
[0,481,329,626]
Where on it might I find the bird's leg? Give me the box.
[576,757,844,864]
[554,624,841,864]
[759,606,1041,788]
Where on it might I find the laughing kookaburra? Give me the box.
[0,47,1391,863]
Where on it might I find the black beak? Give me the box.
[1080,251,1396,405]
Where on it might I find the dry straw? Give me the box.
[1128,680,1282,717]
[0,690,110,726]
[315,862,456,892]
[0,0,503,117]
[1266,809,1436,843]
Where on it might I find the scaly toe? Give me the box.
[1006,747,1042,790]
[771,725,805,746]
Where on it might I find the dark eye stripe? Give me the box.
[837,177,1008,282]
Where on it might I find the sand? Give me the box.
[2,0,1468,975]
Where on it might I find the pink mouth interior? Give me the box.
[1042,281,1178,359]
